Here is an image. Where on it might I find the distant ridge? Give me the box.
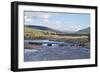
[25,25,90,34]
[25,25,51,30]
[25,25,60,32]
[76,27,90,34]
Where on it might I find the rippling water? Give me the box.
[24,46,90,62]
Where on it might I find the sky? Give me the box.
[24,11,90,32]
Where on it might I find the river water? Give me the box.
[24,42,90,62]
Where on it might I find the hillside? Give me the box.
[24,26,58,39]
[76,27,90,34]
[25,25,59,32]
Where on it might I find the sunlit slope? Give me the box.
[24,27,58,39]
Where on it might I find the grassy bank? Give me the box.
[24,27,90,49]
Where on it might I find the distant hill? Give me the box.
[24,26,59,39]
[24,25,76,34]
[25,25,60,33]
[25,25,90,35]
[76,27,90,34]
[24,25,90,39]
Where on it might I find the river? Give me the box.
[24,40,90,62]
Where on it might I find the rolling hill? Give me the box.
[24,25,58,39]
[25,25,59,32]
[76,27,90,34]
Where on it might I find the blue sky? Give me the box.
[24,11,90,32]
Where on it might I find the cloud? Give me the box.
[24,11,89,32]
[55,21,61,24]
[42,14,50,19]
[25,11,52,25]
[25,11,51,19]
[25,16,33,22]
[42,21,81,32]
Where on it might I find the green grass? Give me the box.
[24,27,90,48]
[24,27,89,41]
[24,27,57,34]
[24,27,57,39]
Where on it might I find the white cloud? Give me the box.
[25,12,52,25]
[42,14,50,19]
[42,21,81,32]
[25,16,33,22]
[25,12,51,19]
[24,11,87,32]
[55,21,61,24]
